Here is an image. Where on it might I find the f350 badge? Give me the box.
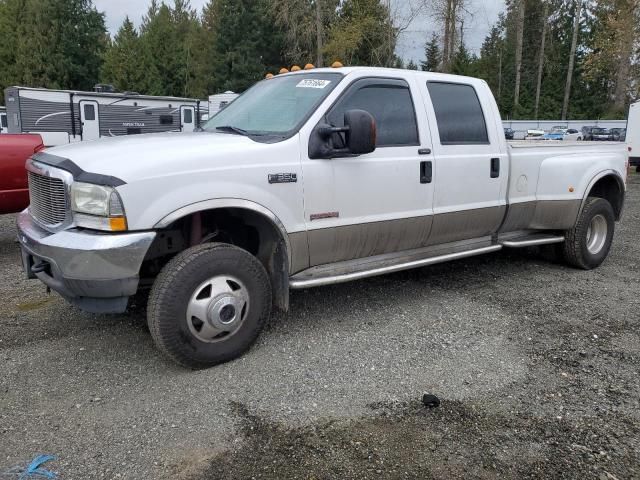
[268,173,297,184]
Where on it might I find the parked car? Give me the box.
[504,127,515,140]
[17,67,628,368]
[581,126,598,140]
[542,128,581,141]
[0,134,44,214]
[609,128,626,141]
[590,128,610,141]
[525,128,545,139]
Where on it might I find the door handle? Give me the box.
[418,148,431,155]
[420,160,432,184]
[490,158,500,178]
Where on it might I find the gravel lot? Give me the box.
[1,175,639,479]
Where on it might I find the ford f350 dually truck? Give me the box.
[17,67,628,368]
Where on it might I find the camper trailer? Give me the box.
[208,91,239,117]
[0,107,7,134]
[4,86,205,146]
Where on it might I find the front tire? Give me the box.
[148,243,272,368]
[562,197,615,270]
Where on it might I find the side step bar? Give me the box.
[500,234,565,248]
[289,245,502,289]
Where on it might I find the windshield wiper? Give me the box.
[215,125,251,136]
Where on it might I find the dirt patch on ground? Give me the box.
[184,399,638,480]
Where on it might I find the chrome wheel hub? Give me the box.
[586,214,607,255]
[186,275,249,343]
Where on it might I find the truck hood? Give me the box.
[44,132,265,183]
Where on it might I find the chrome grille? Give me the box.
[28,171,68,226]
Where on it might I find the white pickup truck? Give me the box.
[17,67,628,368]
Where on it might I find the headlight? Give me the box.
[70,182,127,231]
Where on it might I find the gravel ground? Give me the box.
[1,176,639,479]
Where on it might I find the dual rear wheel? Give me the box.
[561,196,615,269]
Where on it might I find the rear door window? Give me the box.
[427,82,489,145]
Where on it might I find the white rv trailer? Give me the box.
[208,91,239,117]
[4,86,206,146]
[0,106,7,134]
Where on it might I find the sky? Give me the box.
[93,0,506,63]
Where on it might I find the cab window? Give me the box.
[427,82,489,145]
[327,78,419,147]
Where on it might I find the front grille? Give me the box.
[28,171,68,226]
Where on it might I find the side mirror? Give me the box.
[344,109,376,155]
[309,109,377,159]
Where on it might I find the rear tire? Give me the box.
[562,197,614,270]
[148,243,271,369]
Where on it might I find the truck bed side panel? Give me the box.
[502,142,627,232]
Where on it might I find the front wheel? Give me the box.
[562,197,615,269]
[147,243,272,368]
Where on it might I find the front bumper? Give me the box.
[17,210,156,313]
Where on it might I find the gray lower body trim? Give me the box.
[501,199,581,233]
[427,206,505,245]
[288,231,309,274]
[296,200,579,275]
[530,199,581,230]
[500,201,537,232]
[307,215,433,267]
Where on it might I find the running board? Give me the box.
[289,245,502,289]
[500,233,565,248]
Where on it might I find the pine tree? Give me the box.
[476,24,504,103]
[323,0,397,67]
[101,17,148,92]
[450,42,474,76]
[0,0,106,102]
[210,0,284,92]
[421,33,441,71]
[406,60,418,70]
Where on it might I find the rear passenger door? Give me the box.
[418,81,507,245]
[301,77,435,267]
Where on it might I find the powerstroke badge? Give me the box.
[268,173,297,184]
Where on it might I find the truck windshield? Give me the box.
[202,72,343,138]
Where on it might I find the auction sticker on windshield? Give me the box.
[296,79,332,89]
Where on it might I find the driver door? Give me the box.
[301,77,435,267]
